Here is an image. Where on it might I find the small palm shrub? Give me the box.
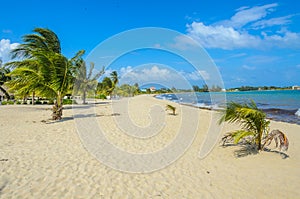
[219,101,289,151]
[166,104,176,115]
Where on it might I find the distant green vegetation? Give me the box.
[227,85,292,92]
[192,84,223,92]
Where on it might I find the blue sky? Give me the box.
[0,0,300,88]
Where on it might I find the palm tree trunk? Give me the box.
[52,93,63,120]
[83,88,86,104]
[23,96,26,104]
[257,129,262,150]
[32,91,35,105]
[0,86,10,100]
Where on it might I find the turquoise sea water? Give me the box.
[155,90,300,125]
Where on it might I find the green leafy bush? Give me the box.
[8,101,14,105]
[48,99,54,105]
[35,101,42,104]
[98,94,107,99]
[63,99,77,105]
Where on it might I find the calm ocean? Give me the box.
[155,90,300,125]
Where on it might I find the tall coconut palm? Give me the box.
[6,27,61,105]
[101,77,114,96]
[219,101,289,151]
[110,71,118,86]
[0,59,11,100]
[5,28,83,119]
[74,61,104,104]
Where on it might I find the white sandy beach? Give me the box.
[0,95,299,198]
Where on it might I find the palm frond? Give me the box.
[221,130,255,145]
[219,101,271,150]
[33,28,61,53]
[70,50,85,64]
[263,129,289,151]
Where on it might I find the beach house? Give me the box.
[292,85,300,90]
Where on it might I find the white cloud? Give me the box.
[262,29,300,48]
[0,39,19,63]
[233,77,246,83]
[120,66,133,76]
[252,15,293,29]
[102,68,113,77]
[118,65,197,88]
[245,55,280,64]
[219,3,278,28]
[2,29,12,34]
[153,43,161,48]
[120,65,171,83]
[242,64,256,70]
[186,22,260,49]
[180,70,210,81]
[170,35,199,50]
[229,53,247,58]
[185,3,300,50]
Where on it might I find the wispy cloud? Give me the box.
[2,29,12,34]
[218,3,278,28]
[245,55,280,64]
[169,35,198,50]
[251,15,293,29]
[97,55,115,59]
[230,53,247,58]
[185,3,300,50]
[0,39,19,63]
[242,64,256,70]
[179,70,210,81]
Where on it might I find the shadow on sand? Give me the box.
[42,112,121,124]
[0,180,8,196]
[222,143,289,159]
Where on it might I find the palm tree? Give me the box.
[219,101,289,151]
[101,77,114,96]
[0,59,11,100]
[166,104,176,115]
[109,71,119,98]
[5,28,83,119]
[6,27,61,105]
[110,71,118,86]
[74,61,104,104]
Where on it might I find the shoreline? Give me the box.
[153,92,300,125]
